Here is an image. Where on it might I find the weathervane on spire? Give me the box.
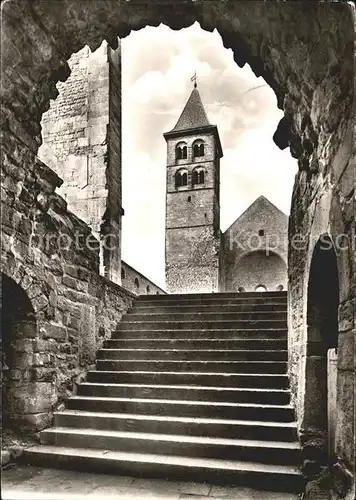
[190,71,197,88]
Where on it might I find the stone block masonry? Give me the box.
[166,226,220,294]
[1,137,134,432]
[39,41,123,284]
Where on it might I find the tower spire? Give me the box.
[167,82,211,133]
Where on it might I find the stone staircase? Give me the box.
[23,291,303,491]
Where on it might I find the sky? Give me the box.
[121,24,298,288]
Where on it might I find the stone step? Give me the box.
[22,446,303,492]
[96,349,287,362]
[54,410,298,442]
[124,311,287,322]
[77,382,291,405]
[136,297,287,306]
[137,291,287,301]
[87,370,289,388]
[67,396,294,421]
[40,427,301,466]
[113,328,288,339]
[22,288,300,492]
[130,303,287,314]
[135,298,288,308]
[117,319,287,330]
[103,338,287,351]
[96,360,288,374]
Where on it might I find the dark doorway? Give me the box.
[1,273,37,429]
[305,235,339,463]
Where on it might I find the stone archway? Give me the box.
[232,250,287,292]
[301,235,339,469]
[1,0,354,493]
[1,273,46,431]
[2,1,353,160]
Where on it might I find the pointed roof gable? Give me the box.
[164,86,223,158]
[170,87,211,132]
[243,196,288,220]
[223,196,288,235]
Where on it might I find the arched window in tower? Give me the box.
[193,139,205,158]
[192,170,198,185]
[192,168,205,186]
[175,169,188,189]
[175,142,187,161]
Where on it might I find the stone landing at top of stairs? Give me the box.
[22,291,303,492]
[2,464,301,500]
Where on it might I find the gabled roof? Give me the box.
[170,87,211,132]
[223,196,288,235]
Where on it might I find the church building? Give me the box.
[164,84,288,294]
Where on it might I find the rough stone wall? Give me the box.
[286,8,355,496]
[221,196,288,292]
[165,132,220,293]
[1,1,354,496]
[166,226,220,294]
[1,147,134,432]
[39,41,123,284]
[104,44,123,282]
[331,14,355,493]
[39,46,91,175]
[166,189,217,228]
[121,261,166,296]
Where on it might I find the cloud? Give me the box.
[121,26,180,84]
[220,130,297,230]
[121,23,298,285]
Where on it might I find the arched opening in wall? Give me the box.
[192,168,205,187]
[175,169,188,189]
[36,19,301,298]
[134,278,140,293]
[146,285,150,294]
[176,142,188,161]
[192,139,205,158]
[1,4,354,493]
[1,274,39,432]
[232,250,287,293]
[121,22,300,296]
[305,235,339,464]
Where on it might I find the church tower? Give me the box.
[164,83,223,293]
